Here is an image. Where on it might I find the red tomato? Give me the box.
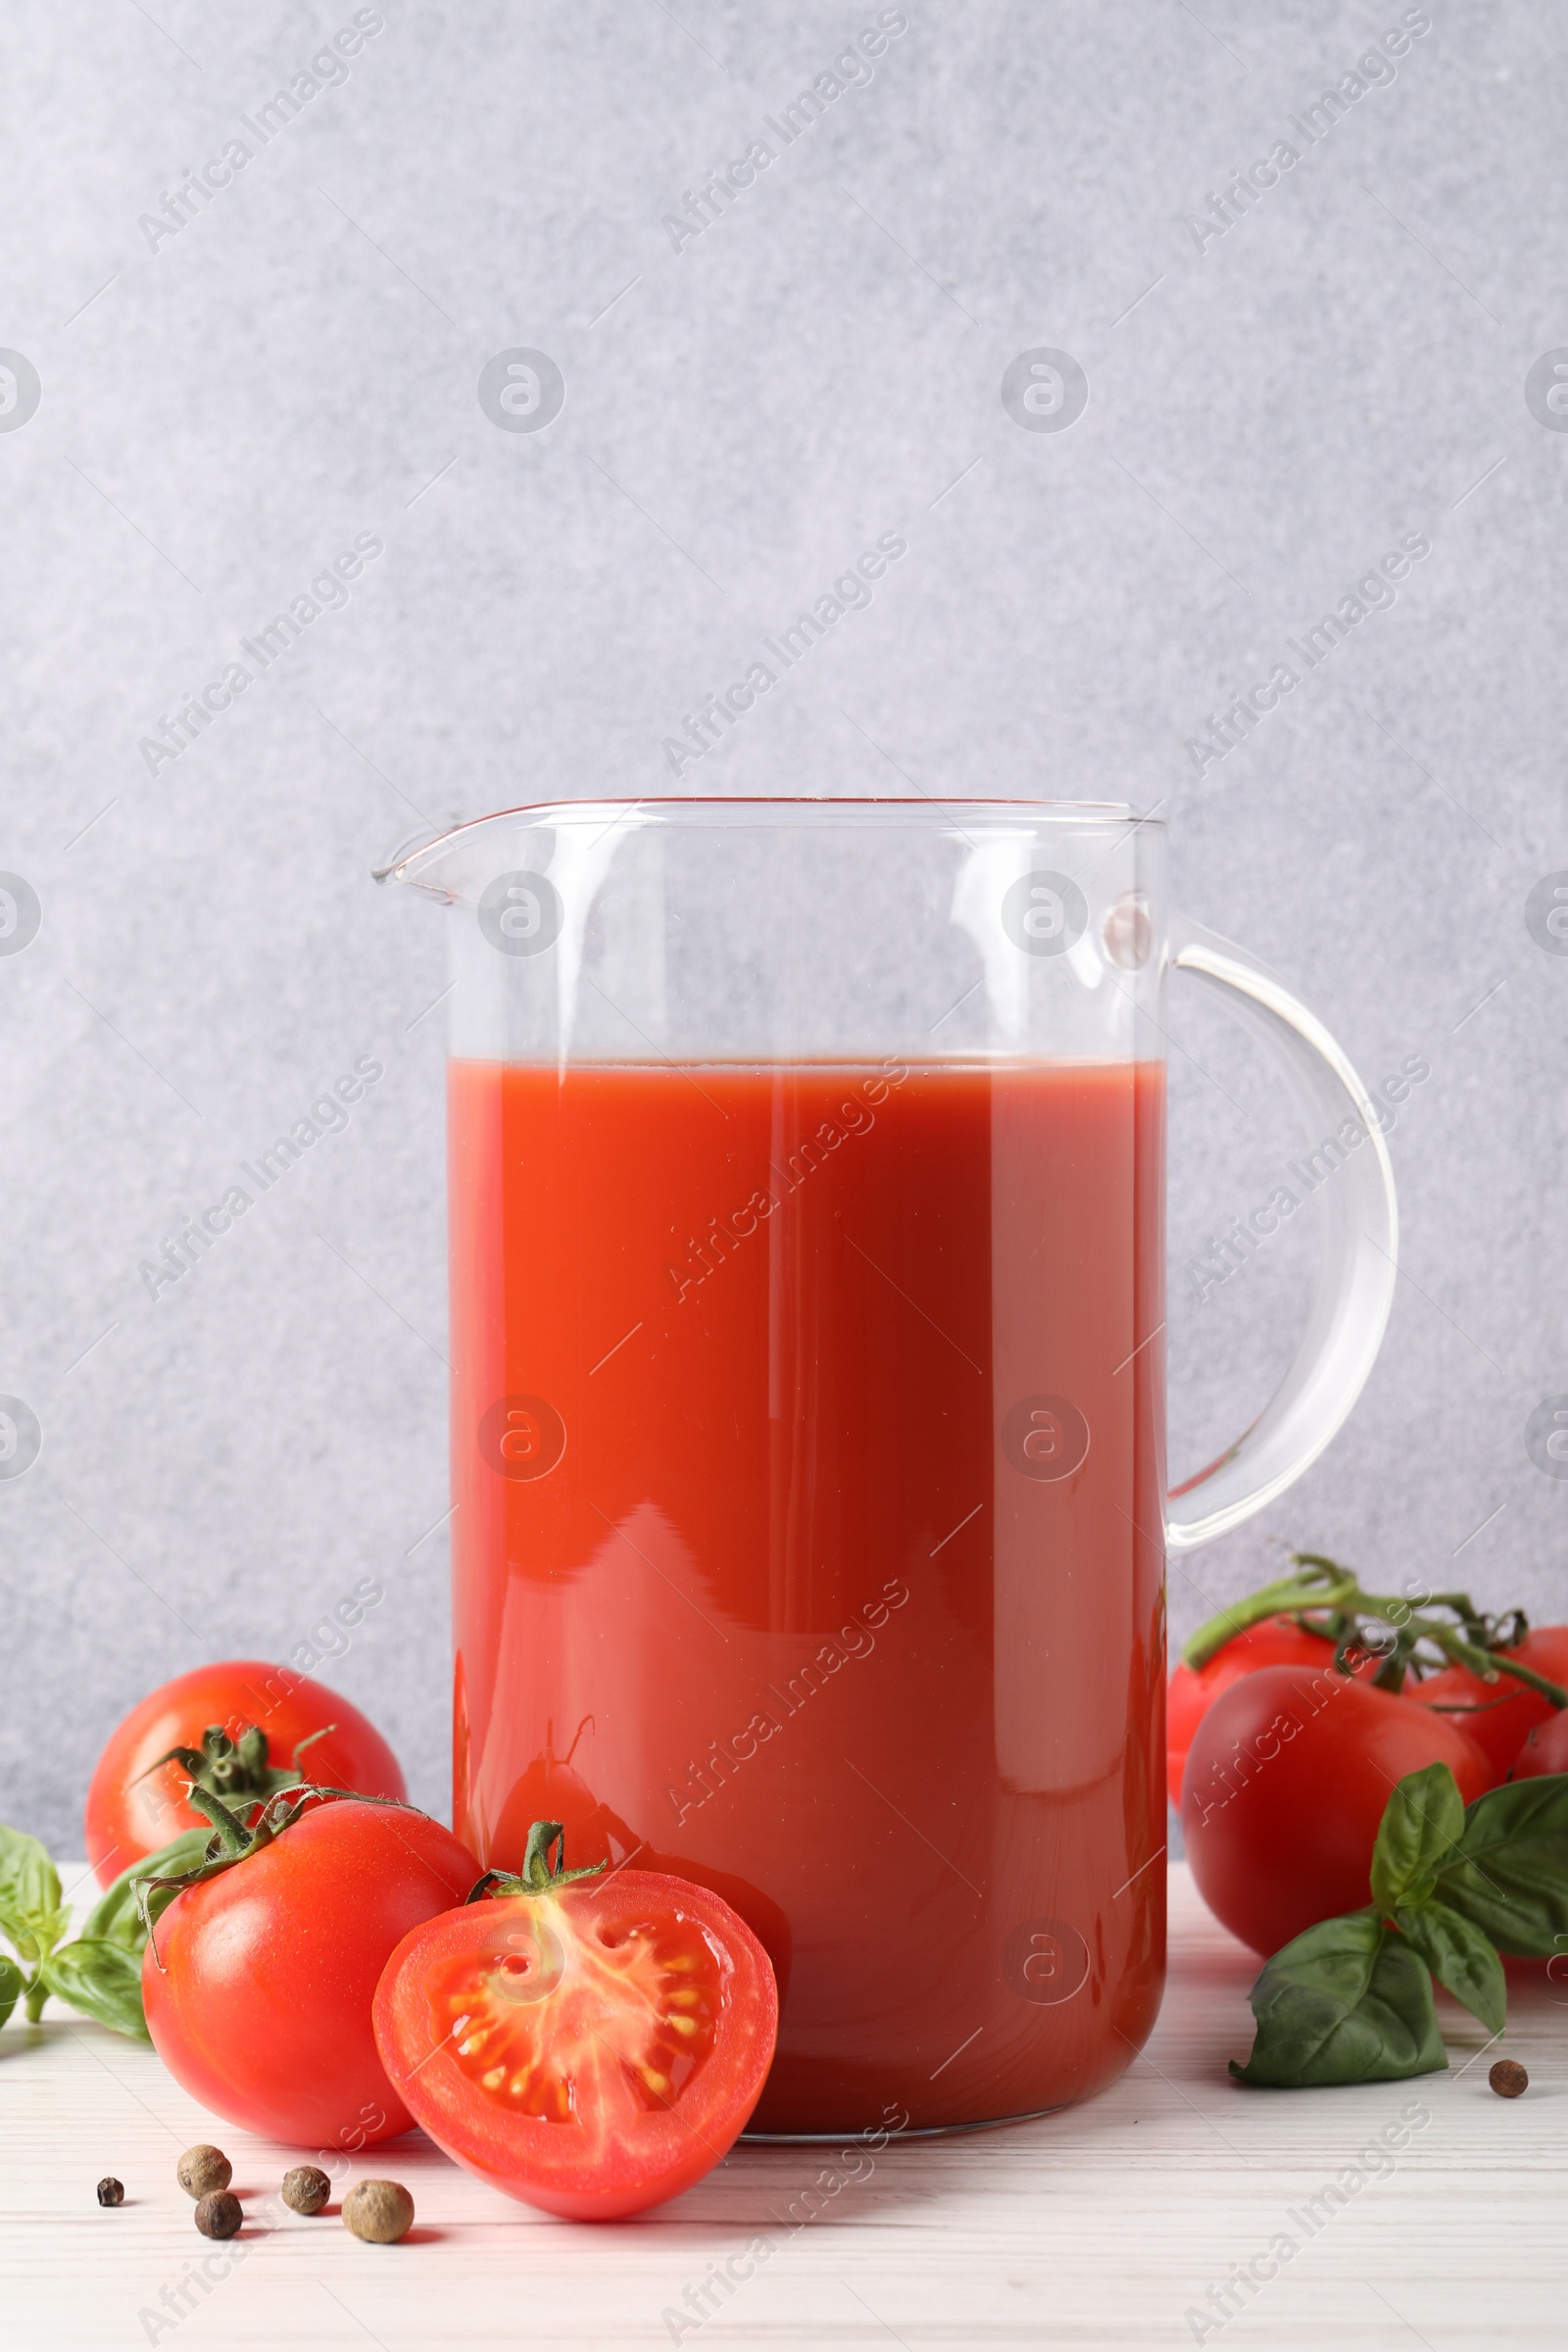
[374,1865,778,2220]
[86,1660,406,1880]
[1181,1663,1493,1955]
[1509,1707,1568,1780]
[1412,1627,1568,1780]
[143,1799,479,2147]
[1167,1618,1359,1809]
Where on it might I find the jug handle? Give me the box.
[1164,915,1398,1554]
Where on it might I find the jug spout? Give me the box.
[373,802,651,908]
[371,816,468,898]
[373,809,522,900]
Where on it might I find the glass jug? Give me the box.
[376,798,1396,2136]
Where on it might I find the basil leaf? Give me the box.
[1395,1898,1506,2035]
[1434,1774,1568,1956]
[1230,1909,1446,2087]
[0,1815,66,1966]
[0,1952,24,2030]
[0,1825,66,1960]
[1369,1763,1464,1913]
[80,1831,213,1951]
[38,1939,149,2040]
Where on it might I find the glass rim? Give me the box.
[374,795,1163,886]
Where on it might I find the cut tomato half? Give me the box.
[372,1828,777,2220]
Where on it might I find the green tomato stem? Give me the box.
[1182,1567,1358,1669]
[1181,1555,1568,1709]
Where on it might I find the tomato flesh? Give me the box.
[440,1903,717,2120]
[86,1658,406,1879]
[375,1871,777,2220]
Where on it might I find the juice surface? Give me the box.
[449,1055,1166,2133]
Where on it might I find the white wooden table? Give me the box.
[3,1865,1563,2351]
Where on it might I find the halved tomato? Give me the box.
[373,1825,777,2221]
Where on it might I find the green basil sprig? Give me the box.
[1232,1765,1568,2086]
[0,1824,210,2040]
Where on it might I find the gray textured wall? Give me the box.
[3,0,1565,1853]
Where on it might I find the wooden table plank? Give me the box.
[2,1866,1562,2349]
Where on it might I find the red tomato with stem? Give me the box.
[1181,1664,1493,1955]
[1166,1618,1376,1809]
[374,1834,778,2221]
[1412,1626,1568,1781]
[86,1659,406,1881]
[143,1798,479,2147]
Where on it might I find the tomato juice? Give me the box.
[449,1054,1166,2132]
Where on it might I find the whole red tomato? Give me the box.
[1412,1626,1568,1780]
[143,1799,478,2147]
[1181,1664,1493,1955]
[1509,1707,1568,1780]
[374,1840,777,2220]
[86,1659,406,1881]
[1167,1618,1373,1809]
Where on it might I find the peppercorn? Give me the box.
[281,2165,332,2216]
[96,2178,124,2207]
[1489,2058,1528,2098]
[194,2189,243,2239]
[342,2179,414,2243]
[177,2143,232,2198]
